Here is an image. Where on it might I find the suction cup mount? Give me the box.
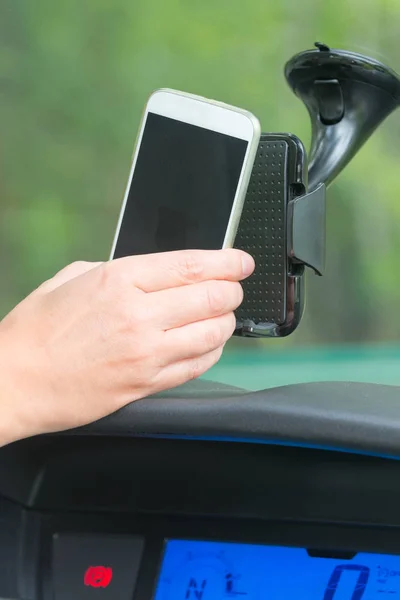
[285,42,400,190]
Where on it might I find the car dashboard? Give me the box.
[0,379,400,599]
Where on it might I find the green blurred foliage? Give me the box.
[1,0,400,354]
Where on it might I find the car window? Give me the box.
[1,1,400,390]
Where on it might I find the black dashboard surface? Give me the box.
[74,379,400,458]
[0,377,399,512]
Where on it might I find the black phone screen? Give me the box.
[113,112,248,258]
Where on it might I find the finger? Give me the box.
[158,312,236,365]
[150,345,225,394]
[36,261,103,294]
[147,280,243,330]
[110,248,255,292]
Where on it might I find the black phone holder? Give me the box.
[235,42,400,338]
[235,135,326,337]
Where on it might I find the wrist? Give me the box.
[0,375,22,447]
[0,333,33,447]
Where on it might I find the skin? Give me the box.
[0,248,255,447]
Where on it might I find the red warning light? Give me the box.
[84,566,113,588]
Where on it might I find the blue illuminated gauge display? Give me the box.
[154,540,400,599]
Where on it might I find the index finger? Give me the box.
[110,248,255,293]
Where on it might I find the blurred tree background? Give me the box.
[1,0,400,387]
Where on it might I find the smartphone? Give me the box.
[234,133,308,337]
[110,89,261,258]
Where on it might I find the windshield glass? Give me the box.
[2,2,400,391]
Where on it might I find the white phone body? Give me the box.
[110,88,261,258]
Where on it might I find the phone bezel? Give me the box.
[109,88,261,257]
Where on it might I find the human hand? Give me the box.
[0,249,254,444]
